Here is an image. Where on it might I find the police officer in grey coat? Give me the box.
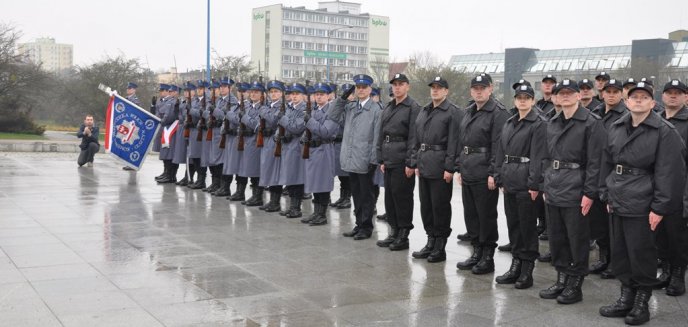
[301,83,339,226]
[121,82,142,171]
[328,74,382,240]
[277,83,307,218]
[258,80,285,212]
[153,84,170,181]
[408,76,462,262]
[200,81,223,193]
[329,83,353,210]
[598,82,686,325]
[237,81,266,206]
[212,78,239,198]
[539,79,604,305]
[157,85,180,184]
[187,81,209,189]
[172,82,195,186]
[375,73,420,251]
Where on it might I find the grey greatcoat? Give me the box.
[304,102,338,194]
[222,97,243,175]
[187,96,202,159]
[327,98,382,174]
[158,97,178,160]
[208,96,228,166]
[331,99,347,177]
[126,94,142,106]
[200,96,212,167]
[172,98,189,164]
[277,101,306,186]
[152,97,167,152]
[238,101,263,177]
[259,99,282,187]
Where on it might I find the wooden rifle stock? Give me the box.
[274,93,286,157]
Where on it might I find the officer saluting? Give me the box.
[539,79,604,305]
[375,73,420,251]
[598,81,686,325]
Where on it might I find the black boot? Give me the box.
[497,243,512,252]
[472,247,495,274]
[285,197,302,218]
[335,189,351,209]
[456,232,471,242]
[155,163,168,181]
[202,175,218,192]
[536,217,546,235]
[666,265,686,296]
[590,246,610,274]
[496,258,522,284]
[625,289,651,325]
[213,176,232,197]
[389,228,410,251]
[176,175,189,186]
[264,191,282,213]
[656,260,671,289]
[427,237,447,263]
[412,236,436,259]
[556,275,584,304]
[188,173,206,189]
[330,188,345,207]
[456,246,483,270]
[376,228,398,248]
[600,285,636,317]
[515,260,535,289]
[228,183,246,201]
[158,163,177,183]
[540,272,568,299]
[309,202,328,226]
[301,203,319,224]
[244,186,264,206]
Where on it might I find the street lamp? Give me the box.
[326,25,353,82]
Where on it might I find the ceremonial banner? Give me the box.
[101,85,160,170]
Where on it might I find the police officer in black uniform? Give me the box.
[409,76,462,262]
[375,73,421,251]
[579,79,602,111]
[538,79,604,305]
[598,81,686,325]
[536,75,556,114]
[494,84,547,289]
[455,75,510,274]
[657,79,688,296]
[594,71,611,103]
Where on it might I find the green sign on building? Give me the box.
[304,50,347,60]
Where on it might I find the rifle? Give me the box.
[196,90,207,142]
[256,77,265,148]
[150,96,157,115]
[274,92,286,157]
[206,85,217,141]
[219,91,232,149]
[302,81,312,159]
[237,92,246,151]
[183,84,192,140]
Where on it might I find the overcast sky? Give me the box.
[4,0,687,72]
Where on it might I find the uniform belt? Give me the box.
[334,136,343,143]
[225,129,238,136]
[241,130,256,137]
[463,146,488,155]
[419,144,447,152]
[384,135,407,143]
[552,160,580,170]
[275,135,294,143]
[615,164,650,176]
[504,155,530,164]
[302,140,332,148]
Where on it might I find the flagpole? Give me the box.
[206,0,211,82]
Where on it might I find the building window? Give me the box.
[305,42,314,50]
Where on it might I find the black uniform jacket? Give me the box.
[409,99,462,179]
[376,96,421,169]
[600,112,686,217]
[455,97,510,184]
[592,101,628,130]
[543,105,604,207]
[662,106,688,218]
[494,109,547,193]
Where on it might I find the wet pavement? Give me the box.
[1,152,687,326]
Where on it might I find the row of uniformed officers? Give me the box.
[130,71,688,325]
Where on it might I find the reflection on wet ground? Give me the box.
[1,152,687,326]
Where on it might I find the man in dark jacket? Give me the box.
[538,79,604,305]
[536,75,556,113]
[579,79,602,111]
[375,73,421,251]
[657,79,688,296]
[455,75,510,274]
[598,81,686,325]
[77,114,99,167]
[409,76,462,262]
[493,84,547,289]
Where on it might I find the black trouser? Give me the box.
[656,213,688,267]
[611,214,658,288]
[462,182,499,248]
[535,192,546,223]
[349,170,376,232]
[504,192,539,261]
[209,164,222,177]
[418,176,452,238]
[384,167,415,230]
[77,143,99,166]
[236,176,259,186]
[589,199,610,250]
[338,176,350,192]
[287,184,304,198]
[547,205,590,276]
[269,185,283,193]
[313,192,330,205]
[373,185,380,200]
[192,158,206,175]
